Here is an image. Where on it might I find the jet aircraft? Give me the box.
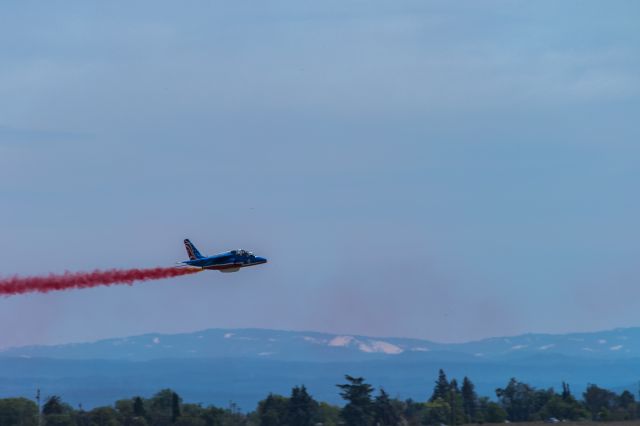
[180,239,267,272]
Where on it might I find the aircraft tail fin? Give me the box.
[184,239,204,260]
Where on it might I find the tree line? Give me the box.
[0,369,638,425]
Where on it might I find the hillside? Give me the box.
[1,327,639,409]
[3,327,640,362]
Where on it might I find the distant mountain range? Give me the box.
[1,327,640,410]
[3,327,640,362]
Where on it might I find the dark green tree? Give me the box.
[402,399,427,426]
[114,399,134,424]
[447,379,465,425]
[86,406,120,426]
[583,384,616,420]
[287,385,318,426]
[42,396,65,416]
[495,378,537,421]
[316,402,341,426]
[618,390,635,409]
[424,398,450,425]
[42,395,74,426]
[373,389,402,426]
[200,406,226,426]
[220,403,246,426]
[149,389,181,426]
[533,388,555,419]
[430,369,450,402]
[539,393,588,421]
[0,398,38,426]
[461,376,478,423]
[337,375,374,426]
[172,392,182,422]
[612,390,637,421]
[174,416,206,426]
[257,394,289,426]
[43,415,74,426]
[130,417,148,426]
[133,396,146,418]
[561,382,571,400]
[478,397,507,424]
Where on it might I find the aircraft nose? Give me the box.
[255,256,267,264]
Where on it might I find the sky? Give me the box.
[0,0,639,348]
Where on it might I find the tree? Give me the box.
[175,417,206,426]
[495,378,538,422]
[149,389,181,426]
[43,415,74,426]
[461,377,478,423]
[485,403,507,424]
[132,396,147,420]
[612,390,637,421]
[42,396,65,416]
[42,396,74,426]
[561,382,571,400]
[424,398,450,425]
[218,404,246,426]
[130,417,148,426]
[287,385,318,426]
[0,398,38,426]
[373,389,402,426]
[583,384,616,420]
[539,393,588,421]
[337,375,374,426]
[257,393,289,426]
[430,369,450,402]
[447,380,465,425]
[181,403,206,418]
[115,399,134,424]
[86,406,120,426]
[172,392,182,422]
[198,405,226,426]
[618,390,635,409]
[476,397,508,423]
[403,399,427,426]
[532,388,555,420]
[316,402,341,426]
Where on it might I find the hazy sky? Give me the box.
[1,1,639,348]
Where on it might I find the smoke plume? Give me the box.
[0,267,201,296]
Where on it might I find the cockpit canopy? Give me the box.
[231,249,253,256]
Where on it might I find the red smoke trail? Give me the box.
[0,267,202,296]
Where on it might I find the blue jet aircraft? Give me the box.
[180,239,267,272]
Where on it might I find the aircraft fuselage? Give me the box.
[181,240,267,273]
[183,250,267,272]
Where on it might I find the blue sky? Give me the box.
[0,1,639,348]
